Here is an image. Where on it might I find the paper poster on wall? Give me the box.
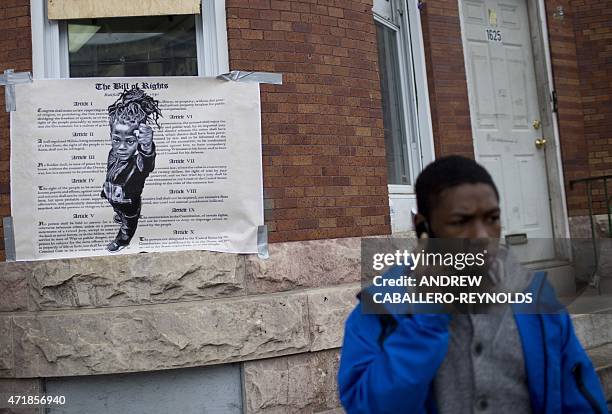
[10,77,263,261]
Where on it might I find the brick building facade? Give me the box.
[1,0,610,259]
[573,0,612,214]
[226,0,392,243]
[1,0,611,412]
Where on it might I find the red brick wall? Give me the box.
[419,0,474,158]
[572,0,612,215]
[544,0,590,216]
[543,0,612,217]
[226,0,391,243]
[4,0,610,261]
[0,0,32,261]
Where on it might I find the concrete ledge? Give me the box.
[572,314,612,350]
[587,342,612,401]
[569,215,612,239]
[308,285,359,352]
[12,294,311,378]
[0,237,365,378]
[0,264,29,312]
[4,283,359,378]
[24,250,246,310]
[0,236,365,311]
[0,317,12,377]
[245,237,361,294]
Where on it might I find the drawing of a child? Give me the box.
[101,87,161,252]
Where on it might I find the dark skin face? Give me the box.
[111,122,139,161]
[414,183,501,239]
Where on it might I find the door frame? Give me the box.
[528,0,571,242]
[458,0,570,257]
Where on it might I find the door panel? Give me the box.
[515,154,539,227]
[461,0,554,262]
[479,154,510,232]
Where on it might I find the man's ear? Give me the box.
[413,212,426,228]
[414,213,430,238]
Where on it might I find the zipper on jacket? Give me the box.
[572,362,602,414]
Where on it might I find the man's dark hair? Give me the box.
[415,155,499,219]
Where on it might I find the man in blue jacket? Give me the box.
[338,156,607,413]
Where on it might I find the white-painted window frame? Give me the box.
[30,0,229,79]
[373,0,434,233]
[373,0,435,195]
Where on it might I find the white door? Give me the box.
[460,0,554,262]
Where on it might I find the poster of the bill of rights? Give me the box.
[10,77,263,261]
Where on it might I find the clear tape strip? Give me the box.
[257,224,269,259]
[0,69,33,112]
[217,71,283,85]
[3,217,16,261]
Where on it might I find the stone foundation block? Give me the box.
[243,349,341,413]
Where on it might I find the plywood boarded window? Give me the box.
[47,0,201,20]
